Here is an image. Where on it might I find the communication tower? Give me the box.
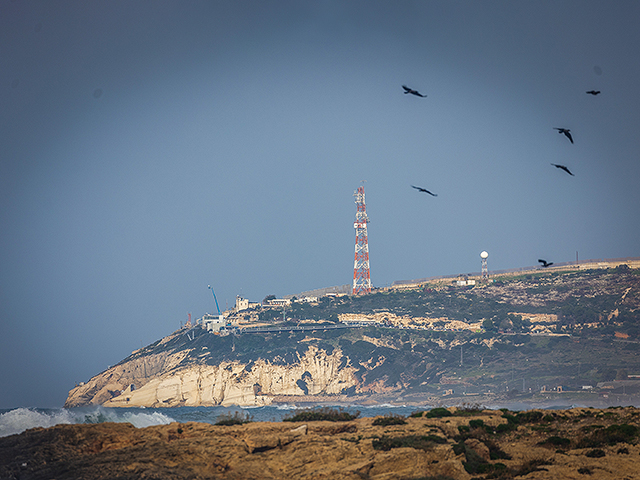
[480,251,489,281]
[352,186,372,295]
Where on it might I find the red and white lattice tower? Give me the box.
[352,186,372,295]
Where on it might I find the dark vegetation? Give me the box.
[576,423,638,447]
[450,410,560,479]
[271,267,640,334]
[371,414,407,426]
[214,411,253,426]
[283,407,359,423]
[426,408,453,418]
[372,434,447,451]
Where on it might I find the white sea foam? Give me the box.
[0,408,74,437]
[359,403,405,409]
[275,404,302,410]
[0,406,175,437]
[119,411,174,428]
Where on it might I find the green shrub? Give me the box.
[283,407,359,422]
[580,424,604,432]
[484,439,511,460]
[372,414,407,426]
[468,419,485,429]
[502,413,519,425]
[215,411,253,426]
[410,410,425,418]
[585,448,605,458]
[426,407,453,418]
[372,434,447,451]
[473,462,507,475]
[452,441,466,456]
[577,423,638,448]
[516,411,544,423]
[540,436,571,448]
[495,423,517,434]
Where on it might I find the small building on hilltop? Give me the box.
[235,296,260,312]
[200,313,225,332]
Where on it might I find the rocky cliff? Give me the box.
[66,341,357,408]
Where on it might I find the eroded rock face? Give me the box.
[66,345,357,408]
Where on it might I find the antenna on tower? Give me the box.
[353,186,372,295]
[480,251,489,281]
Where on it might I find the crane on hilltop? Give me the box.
[208,284,221,315]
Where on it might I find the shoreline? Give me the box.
[3,406,640,479]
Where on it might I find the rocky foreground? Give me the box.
[2,407,640,479]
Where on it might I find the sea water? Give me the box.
[0,404,423,438]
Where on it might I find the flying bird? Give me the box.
[538,259,554,268]
[586,90,601,95]
[554,128,573,144]
[411,185,437,196]
[551,163,574,176]
[402,85,427,98]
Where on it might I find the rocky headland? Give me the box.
[3,406,640,479]
[65,266,640,409]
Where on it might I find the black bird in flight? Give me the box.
[586,90,601,95]
[402,85,427,98]
[538,259,554,268]
[411,185,437,196]
[554,127,573,144]
[551,163,574,176]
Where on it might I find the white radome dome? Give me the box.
[480,251,489,259]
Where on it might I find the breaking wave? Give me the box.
[0,407,174,438]
[1,404,440,437]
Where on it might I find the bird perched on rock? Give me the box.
[551,163,574,176]
[554,128,573,144]
[586,90,601,95]
[411,185,437,196]
[538,259,554,268]
[402,85,427,98]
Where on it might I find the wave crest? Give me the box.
[0,407,174,437]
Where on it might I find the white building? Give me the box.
[201,313,225,332]
[265,298,291,307]
[236,296,249,311]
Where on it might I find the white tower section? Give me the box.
[481,251,489,281]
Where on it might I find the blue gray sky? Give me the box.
[1,1,639,408]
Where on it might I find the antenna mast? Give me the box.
[352,186,372,295]
[480,251,489,282]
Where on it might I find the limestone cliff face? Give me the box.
[65,343,357,408]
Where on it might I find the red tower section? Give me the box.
[353,186,372,295]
